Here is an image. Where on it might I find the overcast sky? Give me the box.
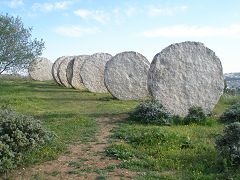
[1,0,240,73]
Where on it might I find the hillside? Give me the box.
[224,72,240,90]
[0,76,240,179]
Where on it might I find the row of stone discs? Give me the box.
[49,41,224,117]
[52,56,66,86]
[66,55,89,90]
[51,51,151,99]
[52,53,113,93]
[58,56,75,88]
[28,57,53,81]
[148,41,224,116]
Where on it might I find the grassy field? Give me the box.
[105,93,240,179]
[0,76,240,179]
[0,76,138,168]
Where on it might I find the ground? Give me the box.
[0,76,240,179]
[12,116,136,180]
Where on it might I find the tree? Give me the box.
[0,14,44,74]
[223,80,228,93]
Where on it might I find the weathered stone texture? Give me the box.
[29,57,53,81]
[148,41,224,116]
[57,56,74,88]
[105,51,150,100]
[52,56,66,85]
[80,53,112,93]
[66,55,90,90]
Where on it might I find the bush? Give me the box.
[216,122,240,167]
[183,106,207,125]
[129,100,172,125]
[0,106,53,173]
[220,102,240,123]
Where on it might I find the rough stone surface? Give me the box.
[52,56,66,85]
[57,56,75,88]
[80,53,112,93]
[148,41,224,116]
[66,55,90,90]
[104,51,150,100]
[66,59,74,86]
[29,57,53,81]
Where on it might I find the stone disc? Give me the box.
[66,59,74,86]
[57,56,75,88]
[148,41,224,116]
[52,56,66,85]
[104,51,150,100]
[80,53,112,93]
[66,55,90,90]
[28,57,53,81]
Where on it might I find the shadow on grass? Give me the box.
[35,112,129,121]
[88,112,129,118]
[32,97,104,101]
[35,112,78,120]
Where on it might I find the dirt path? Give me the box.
[11,115,136,180]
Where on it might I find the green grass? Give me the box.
[0,77,138,168]
[0,77,138,117]
[107,124,223,177]
[106,96,240,179]
[213,94,240,116]
[1,76,240,179]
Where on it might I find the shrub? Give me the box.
[183,106,207,125]
[129,100,172,125]
[0,106,53,173]
[216,122,240,167]
[220,102,240,123]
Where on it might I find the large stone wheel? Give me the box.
[52,56,66,85]
[104,51,150,100]
[80,53,112,93]
[57,56,74,88]
[148,41,224,116]
[66,55,89,90]
[29,57,53,81]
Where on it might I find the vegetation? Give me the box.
[129,100,173,125]
[107,122,225,179]
[1,76,240,179]
[105,96,240,179]
[216,122,240,167]
[129,101,211,126]
[183,106,207,125]
[0,106,53,173]
[0,14,44,74]
[0,76,138,174]
[214,94,240,116]
[220,102,240,123]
